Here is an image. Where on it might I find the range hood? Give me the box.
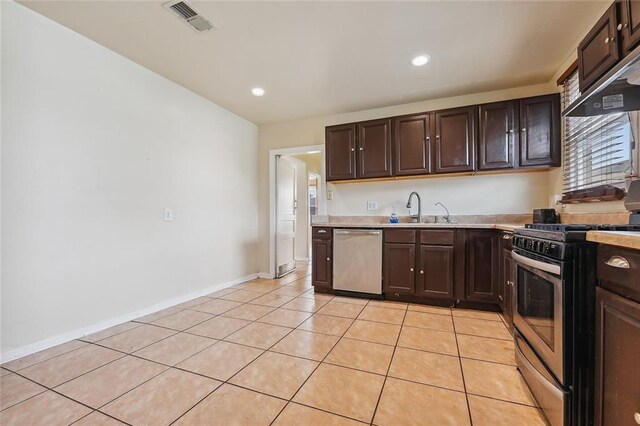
[564,44,640,117]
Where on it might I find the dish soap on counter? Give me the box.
[390,206,399,223]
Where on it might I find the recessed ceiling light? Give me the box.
[411,55,430,67]
[251,87,265,96]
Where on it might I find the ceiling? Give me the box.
[21,1,607,124]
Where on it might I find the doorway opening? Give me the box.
[271,146,325,279]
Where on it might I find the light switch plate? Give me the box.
[327,190,334,200]
[164,208,173,221]
[367,201,378,211]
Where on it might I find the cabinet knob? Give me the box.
[503,234,511,239]
[521,128,526,132]
[359,147,363,151]
[410,268,414,272]
[506,129,514,134]
[605,37,610,44]
[420,270,424,274]
[436,135,440,139]
[425,136,430,141]
[634,412,640,425]
[351,148,355,152]
[326,257,330,261]
[617,23,623,31]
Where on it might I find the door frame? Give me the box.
[269,145,325,279]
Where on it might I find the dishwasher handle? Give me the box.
[334,229,382,236]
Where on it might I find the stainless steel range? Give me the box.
[512,223,640,426]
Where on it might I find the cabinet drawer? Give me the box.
[312,227,333,240]
[420,230,454,245]
[597,245,640,302]
[385,229,416,244]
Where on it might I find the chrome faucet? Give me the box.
[406,192,421,223]
[435,202,451,223]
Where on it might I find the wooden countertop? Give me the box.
[586,231,640,251]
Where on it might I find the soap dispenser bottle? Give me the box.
[390,205,399,224]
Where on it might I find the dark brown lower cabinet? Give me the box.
[417,245,454,299]
[466,230,501,303]
[312,239,332,290]
[594,286,640,426]
[501,243,514,329]
[383,243,415,295]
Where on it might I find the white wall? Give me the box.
[257,83,559,273]
[1,2,259,358]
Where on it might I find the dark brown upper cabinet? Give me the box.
[357,119,393,179]
[433,106,477,174]
[326,124,356,181]
[519,94,561,167]
[620,0,640,53]
[466,230,500,304]
[478,101,517,170]
[383,243,416,295]
[417,245,455,299]
[578,3,621,92]
[393,113,431,176]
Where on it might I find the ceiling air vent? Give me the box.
[163,0,215,33]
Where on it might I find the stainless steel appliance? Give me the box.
[333,229,382,295]
[512,223,640,426]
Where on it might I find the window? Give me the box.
[561,70,634,202]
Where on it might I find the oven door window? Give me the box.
[517,267,555,350]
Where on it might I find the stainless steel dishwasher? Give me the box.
[333,229,383,295]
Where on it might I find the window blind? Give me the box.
[562,71,633,195]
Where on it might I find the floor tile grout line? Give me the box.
[368,302,411,426]
[269,299,372,426]
[452,312,474,426]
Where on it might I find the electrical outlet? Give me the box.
[327,190,334,200]
[164,208,173,222]
[367,201,378,211]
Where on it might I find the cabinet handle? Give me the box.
[317,230,327,234]
[605,255,630,269]
[410,268,414,272]
[420,270,424,274]
[634,412,640,425]
[617,23,623,31]
[499,295,503,301]
[503,234,511,239]
[605,37,610,44]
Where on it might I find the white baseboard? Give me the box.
[0,273,258,363]
[257,272,274,279]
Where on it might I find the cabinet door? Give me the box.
[621,0,640,54]
[417,245,454,299]
[326,124,356,181]
[502,248,514,328]
[384,243,415,295]
[393,114,431,176]
[433,106,477,173]
[312,240,332,290]
[478,101,517,170]
[357,119,393,179]
[578,3,620,92]
[519,94,561,167]
[594,287,640,426]
[466,230,500,304]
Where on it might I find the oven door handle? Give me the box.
[512,251,561,275]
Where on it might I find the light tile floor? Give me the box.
[0,266,549,425]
